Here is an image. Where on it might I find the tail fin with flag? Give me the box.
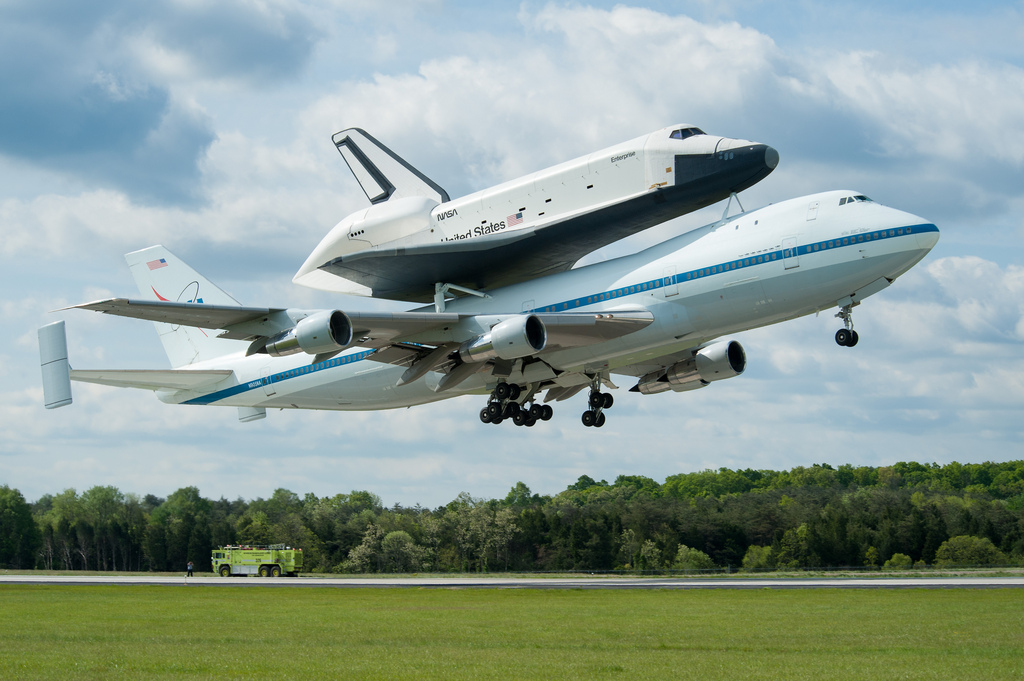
[125,246,244,367]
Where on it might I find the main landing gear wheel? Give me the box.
[835,329,860,347]
[582,386,614,427]
[482,383,552,427]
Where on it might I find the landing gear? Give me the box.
[582,379,613,428]
[834,304,860,347]
[481,382,552,427]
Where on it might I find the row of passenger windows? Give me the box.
[276,350,374,380]
[537,225,917,313]
[809,228,906,251]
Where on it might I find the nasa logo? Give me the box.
[436,208,459,221]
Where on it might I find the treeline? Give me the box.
[2,460,1023,573]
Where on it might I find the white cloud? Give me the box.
[3,3,1023,506]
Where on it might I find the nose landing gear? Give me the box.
[834,304,860,347]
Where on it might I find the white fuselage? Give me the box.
[169,190,938,411]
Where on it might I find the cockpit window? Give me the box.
[670,127,706,140]
[839,195,873,205]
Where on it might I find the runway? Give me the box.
[3,574,1023,589]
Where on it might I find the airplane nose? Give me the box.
[764,145,779,171]
[916,224,940,250]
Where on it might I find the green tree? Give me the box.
[934,535,1008,566]
[0,486,41,569]
[672,544,717,571]
[883,553,913,570]
[380,531,425,573]
[741,545,774,571]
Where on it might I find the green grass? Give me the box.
[2,586,1023,680]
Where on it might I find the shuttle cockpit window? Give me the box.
[839,195,873,205]
[670,127,706,140]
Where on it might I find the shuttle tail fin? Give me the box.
[125,246,243,368]
[333,128,450,205]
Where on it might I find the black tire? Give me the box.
[541,405,553,421]
[495,383,510,400]
[835,329,852,346]
[529,403,542,419]
[509,384,522,400]
[849,330,860,347]
[602,393,614,409]
[491,416,503,425]
[582,410,597,427]
[219,564,230,577]
[503,402,519,418]
[525,416,537,427]
[258,565,269,577]
[487,402,502,418]
[595,412,606,428]
[480,408,492,423]
[271,566,281,577]
[589,392,604,408]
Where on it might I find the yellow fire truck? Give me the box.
[212,544,303,577]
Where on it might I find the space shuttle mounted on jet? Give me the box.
[294,125,778,302]
[39,125,939,428]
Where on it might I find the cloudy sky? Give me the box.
[3,0,1022,507]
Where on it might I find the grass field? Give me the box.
[2,585,1022,679]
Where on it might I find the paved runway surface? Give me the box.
[3,574,1023,589]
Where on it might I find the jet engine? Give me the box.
[459,315,547,363]
[632,340,746,395]
[264,310,354,357]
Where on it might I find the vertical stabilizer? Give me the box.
[125,246,243,367]
[333,128,450,205]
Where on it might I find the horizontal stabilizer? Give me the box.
[71,369,233,391]
[333,128,449,205]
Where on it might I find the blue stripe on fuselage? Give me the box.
[185,223,936,405]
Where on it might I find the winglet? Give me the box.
[39,321,73,409]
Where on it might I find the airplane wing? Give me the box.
[71,369,233,391]
[65,299,278,330]
[67,298,653,360]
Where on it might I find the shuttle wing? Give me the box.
[318,193,671,301]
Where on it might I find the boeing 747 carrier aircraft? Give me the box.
[40,185,938,428]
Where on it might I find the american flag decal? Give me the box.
[147,258,168,270]
[507,212,524,227]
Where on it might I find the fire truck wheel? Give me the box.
[219,565,230,577]
[271,566,281,577]
[258,565,270,577]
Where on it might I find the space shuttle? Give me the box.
[294,125,779,303]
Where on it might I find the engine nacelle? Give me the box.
[459,315,547,363]
[632,340,746,394]
[264,310,354,357]
[666,340,746,390]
